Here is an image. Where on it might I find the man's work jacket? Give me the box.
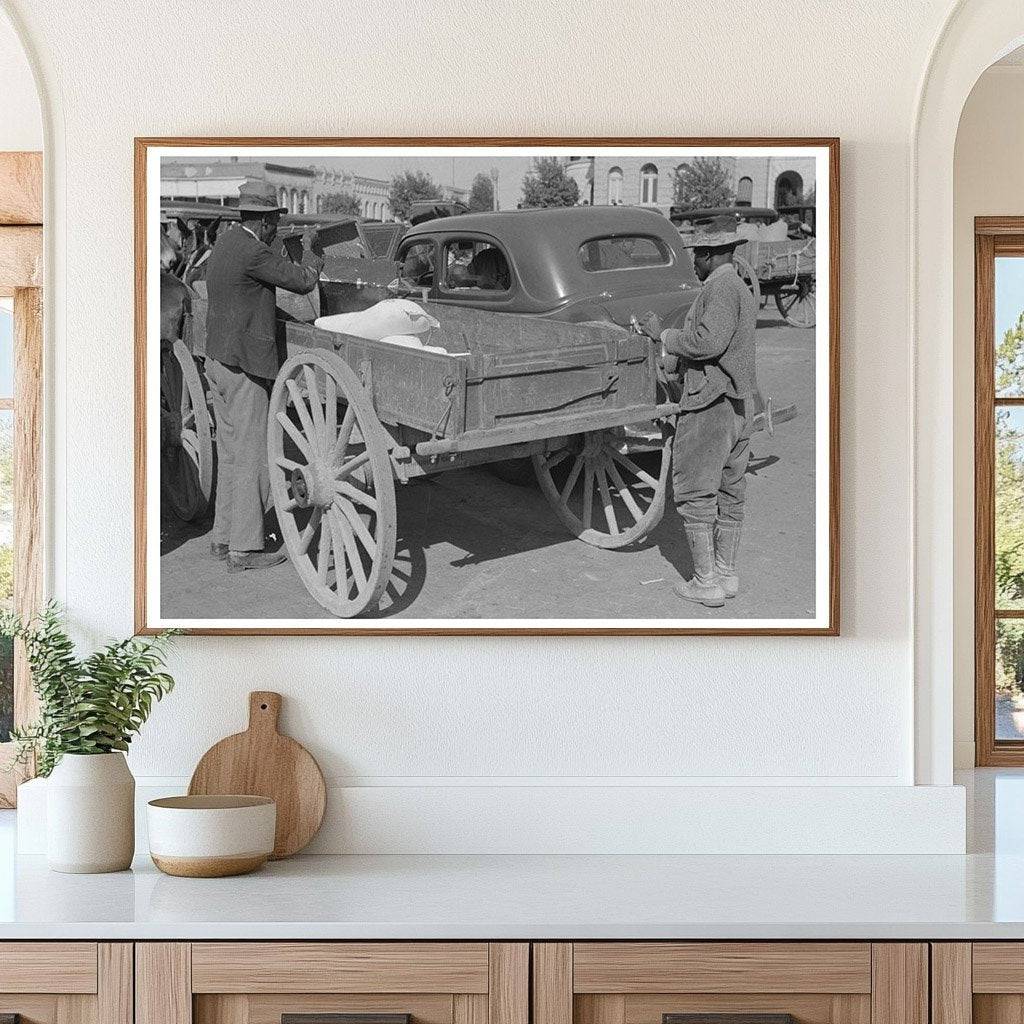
[206,225,323,381]
[660,262,758,412]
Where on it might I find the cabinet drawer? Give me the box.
[0,942,98,993]
[191,942,490,993]
[139,942,528,1024]
[572,944,872,994]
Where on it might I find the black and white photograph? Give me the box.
[139,140,837,634]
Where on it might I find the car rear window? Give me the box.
[579,235,672,272]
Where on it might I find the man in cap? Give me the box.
[204,179,324,572]
[641,215,758,608]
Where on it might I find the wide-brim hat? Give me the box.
[679,213,744,249]
[236,179,287,214]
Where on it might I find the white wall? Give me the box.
[0,0,975,851]
[952,64,1024,767]
[0,7,40,151]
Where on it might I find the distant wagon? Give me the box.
[672,205,817,329]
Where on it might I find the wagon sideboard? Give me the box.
[283,303,675,456]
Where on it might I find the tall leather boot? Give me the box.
[675,523,726,607]
[714,519,742,599]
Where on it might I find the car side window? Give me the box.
[396,240,436,292]
[579,235,672,272]
[441,239,512,294]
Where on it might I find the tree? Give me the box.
[468,172,495,212]
[319,191,362,216]
[672,157,734,211]
[389,170,442,220]
[996,312,1024,647]
[520,157,579,208]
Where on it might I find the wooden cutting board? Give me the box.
[188,691,326,859]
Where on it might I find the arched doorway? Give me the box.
[913,0,1024,785]
[774,171,803,208]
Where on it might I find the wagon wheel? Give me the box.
[775,277,816,328]
[267,350,396,619]
[733,254,762,311]
[533,421,673,549]
[160,339,213,521]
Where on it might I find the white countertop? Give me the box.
[1,849,1024,940]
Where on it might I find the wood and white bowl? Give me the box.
[147,795,276,877]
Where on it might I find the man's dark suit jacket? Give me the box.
[205,225,322,380]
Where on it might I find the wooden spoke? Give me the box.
[331,506,366,589]
[595,465,619,535]
[297,507,322,555]
[285,378,318,451]
[610,450,659,489]
[605,459,644,524]
[302,365,326,438]
[337,498,377,559]
[581,465,593,530]
[276,410,314,461]
[331,405,356,464]
[336,478,378,512]
[316,519,332,585]
[543,449,572,472]
[325,507,349,597]
[276,456,302,473]
[560,454,584,504]
[336,449,370,483]
[325,374,337,449]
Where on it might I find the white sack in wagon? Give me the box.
[314,299,441,342]
[377,334,455,356]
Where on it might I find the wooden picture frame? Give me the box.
[136,137,839,636]
[0,151,43,806]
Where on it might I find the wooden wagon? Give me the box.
[735,236,817,329]
[267,303,681,618]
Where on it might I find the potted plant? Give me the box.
[2,604,177,873]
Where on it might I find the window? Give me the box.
[737,176,754,206]
[607,166,623,205]
[299,190,308,214]
[0,303,11,745]
[440,239,511,294]
[395,240,437,294]
[579,235,672,272]
[775,171,803,208]
[289,188,298,214]
[976,221,1024,764]
[640,163,658,205]
[278,187,288,210]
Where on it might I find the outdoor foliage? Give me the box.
[672,158,734,211]
[468,172,495,212]
[389,170,442,220]
[995,313,1024,693]
[1,603,178,776]
[319,191,362,216]
[520,157,579,209]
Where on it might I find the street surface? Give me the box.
[160,320,817,622]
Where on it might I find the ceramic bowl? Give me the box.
[147,795,276,877]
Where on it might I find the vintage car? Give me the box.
[381,205,703,331]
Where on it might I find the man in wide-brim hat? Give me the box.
[640,214,759,609]
[204,179,324,573]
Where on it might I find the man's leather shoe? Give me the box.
[210,543,229,561]
[227,550,287,573]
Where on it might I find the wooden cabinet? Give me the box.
[136,943,528,1024]
[930,943,1024,1024]
[0,942,132,1024]
[532,943,928,1024]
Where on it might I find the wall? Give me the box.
[0,7,40,151]
[952,63,1024,767]
[0,0,973,852]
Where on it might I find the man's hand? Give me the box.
[637,311,663,341]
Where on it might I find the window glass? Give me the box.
[579,235,671,272]
[996,406,1024,610]
[997,620,1024,740]
[996,256,1024,396]
[396,241,436,294]
[441,239,511,293]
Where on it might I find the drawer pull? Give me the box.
[283,1016,411,1024]
[665,1016,797,1024]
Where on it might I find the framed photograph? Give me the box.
[135,137,838,635]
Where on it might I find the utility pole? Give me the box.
[490,166,499,211]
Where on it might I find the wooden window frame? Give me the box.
[0,151,43,806]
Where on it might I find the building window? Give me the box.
[278,187,288,210]
[737,176,754,206]
[775,171,803,208]
[607,166,623,205]
[316,194,323,213]
[640,163,658,205]
[975,220,1024,764]
[299,191,308,215]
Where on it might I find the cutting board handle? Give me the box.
[248,691,282,734]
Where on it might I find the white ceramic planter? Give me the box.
[46,752,135,873]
